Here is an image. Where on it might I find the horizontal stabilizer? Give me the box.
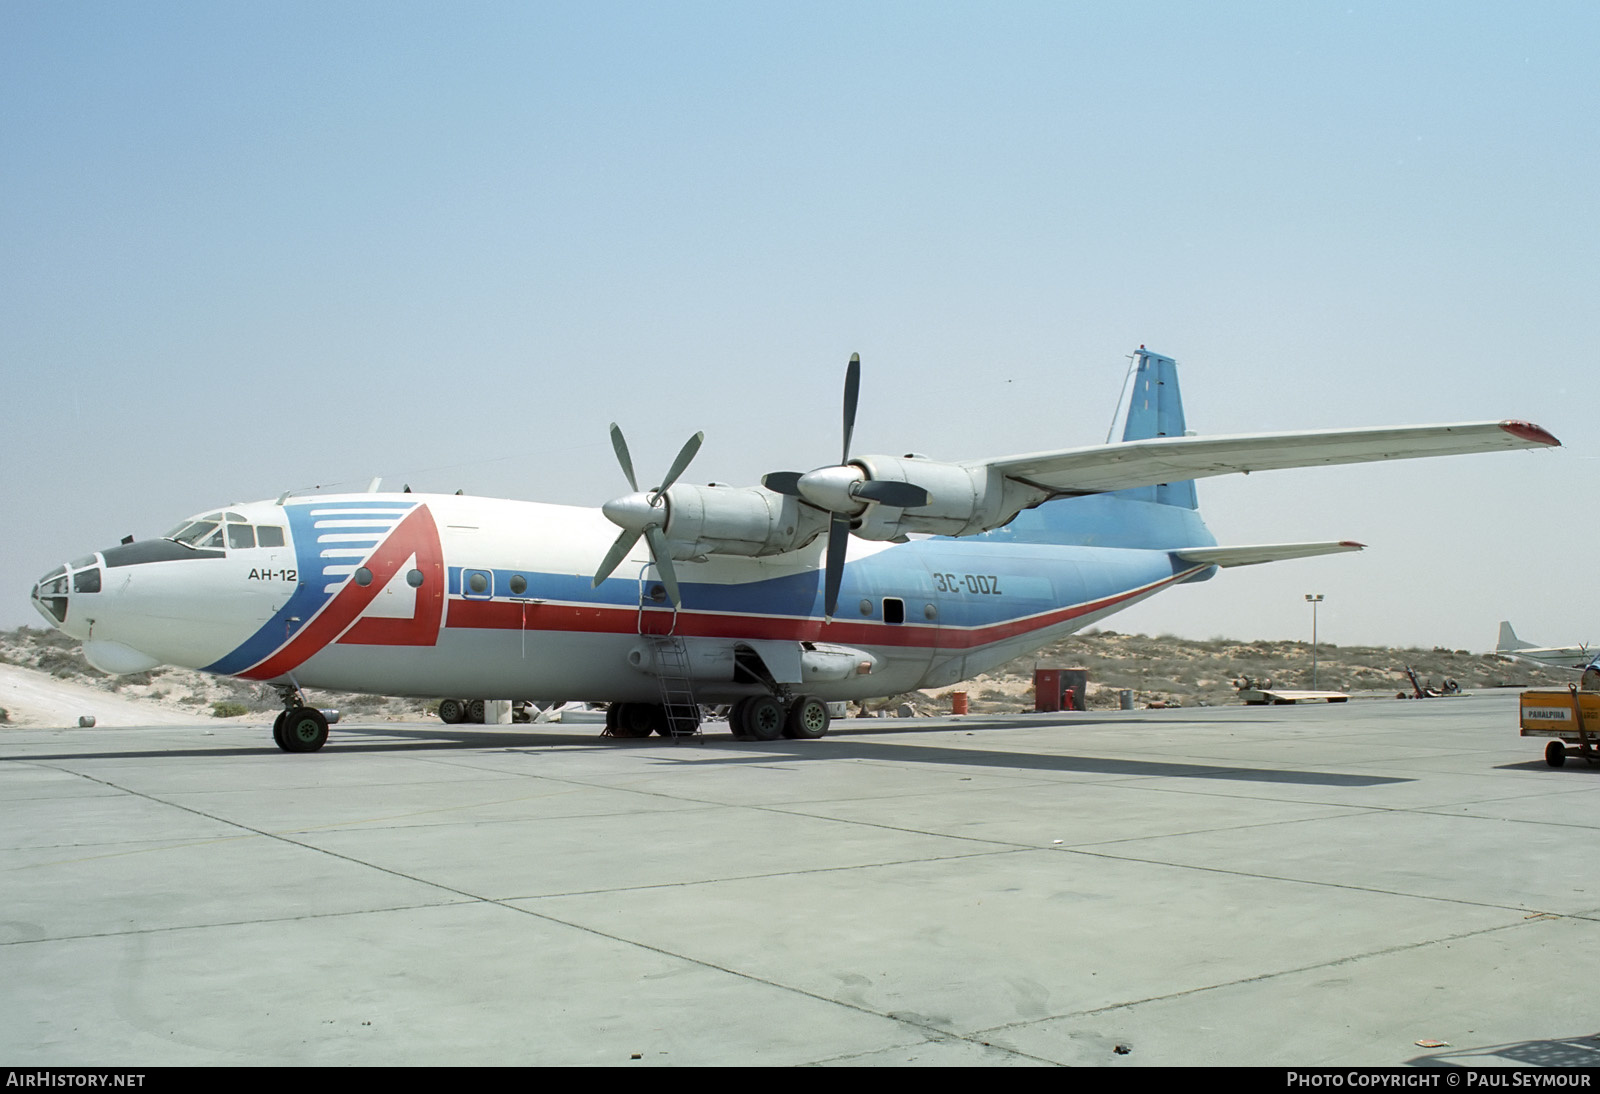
[1172,541,1365,568]
[975,421,1559,497]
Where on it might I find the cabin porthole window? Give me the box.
[354,567,373,587]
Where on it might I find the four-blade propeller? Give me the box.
[591,423,703,606]
[762,353,929,618]
[596,354,925,617]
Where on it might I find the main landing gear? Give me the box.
[272,686,329,753]
[727,695,831,741]
[602,695,833,742]
[603,702,701,738]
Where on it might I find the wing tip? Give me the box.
[1339,540,1367,550]
[1500,420,1561,447]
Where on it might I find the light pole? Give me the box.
[1305,594,1324,689]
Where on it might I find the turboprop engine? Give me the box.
[642,483,828,560]
[760,353,1052,614]
[809,456,1044,541]
[595,353,1050,612]
[591,424,832,604]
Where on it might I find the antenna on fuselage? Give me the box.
[1104,347,1143,444]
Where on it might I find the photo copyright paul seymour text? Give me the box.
[1287,1075,1592,1088]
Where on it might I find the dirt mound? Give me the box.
[887,630,1576,714]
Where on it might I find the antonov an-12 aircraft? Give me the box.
[31,349,1558,751]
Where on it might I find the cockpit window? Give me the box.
[172,521,220,546]
[164,514,287,551]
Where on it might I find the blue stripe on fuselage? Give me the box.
[454,535,1201,635]
[204,499,418,675]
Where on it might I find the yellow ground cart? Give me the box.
[1519,685,1600,767]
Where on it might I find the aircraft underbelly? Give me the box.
[289,630,649,701]
[290,623,925,703]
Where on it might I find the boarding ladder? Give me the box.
[635,567,701,742]
[648,634,702,743]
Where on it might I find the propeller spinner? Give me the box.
[592,423,704,606]
[762,353,930,618]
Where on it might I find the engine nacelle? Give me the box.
[661,484,829,559]
[627,638,879,683]
[849,456,1046,539]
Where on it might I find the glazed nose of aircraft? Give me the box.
[30,558,101,629]
[31,566,71,626]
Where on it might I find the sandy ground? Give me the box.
[0,663,215,728]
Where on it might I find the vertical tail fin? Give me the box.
[1496,621,1529,652]
[973,347,1214,549]
[1114,348,1198,510]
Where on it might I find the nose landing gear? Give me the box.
[272,686,330,753]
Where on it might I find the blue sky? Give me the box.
[3,1,1596,651]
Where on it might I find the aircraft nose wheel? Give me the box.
[276,707,329,753]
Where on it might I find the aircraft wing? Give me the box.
[968,421,1559,496]
[1172,541,1366,568]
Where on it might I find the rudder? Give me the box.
[1115,348,1198,510]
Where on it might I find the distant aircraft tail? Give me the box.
[976,348,1215,549]
[1497,621,1531,652]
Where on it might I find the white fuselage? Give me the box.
[33,491,1205,706]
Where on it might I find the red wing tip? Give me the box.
[1500,420,1561,447]
[1340,541,1367,549]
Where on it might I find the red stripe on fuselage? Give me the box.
[440,566,1202,652]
